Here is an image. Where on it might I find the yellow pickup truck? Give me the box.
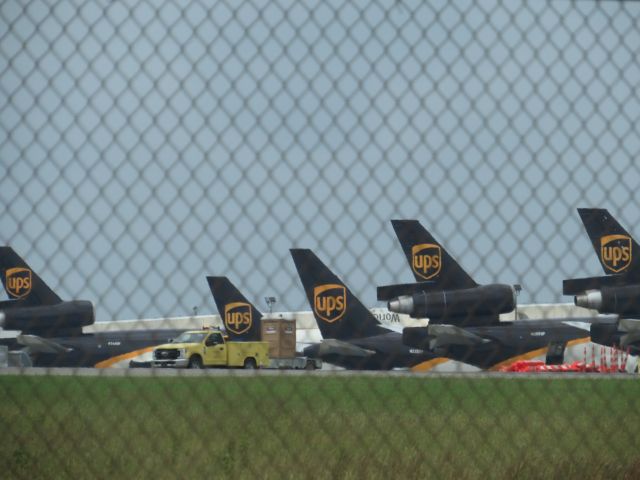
[152,329,269,369]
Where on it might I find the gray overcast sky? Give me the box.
[1,0,639,321]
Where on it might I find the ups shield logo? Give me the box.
[411,243,441,280]
[314,284,346,323]
[601,235,632,273]
[224,302,252,335]
[5,267,32,299]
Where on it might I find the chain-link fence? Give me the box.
[2,0,639,320]
[1,0,640,478]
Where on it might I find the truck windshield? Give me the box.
[172,332,207,344]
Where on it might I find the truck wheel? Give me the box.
[188,356,203,369]
[243,358,257,370]
[305,360,317,370]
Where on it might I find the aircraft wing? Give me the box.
[427,325,491,350]
[318,338,376,358]
[562,321,592,331]
[378,323,404,334]
[17,334,73,354]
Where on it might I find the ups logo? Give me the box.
[313,284,346,323]
[224,302,252,335]
[5,267,32,299]
[411,243,441,280]
[601,235,632,273]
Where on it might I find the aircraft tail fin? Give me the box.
[0,247,62,306]
[391,220,477,289]
[290,249,387,340]
[206,276,262,342]
[578,208,640,275]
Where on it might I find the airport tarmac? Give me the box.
[0,367,636,379]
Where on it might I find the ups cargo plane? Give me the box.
[290,248,442,369]
[0,247,183,367]
[380,220,603,369]
[563,208,640,355]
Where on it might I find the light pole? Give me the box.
[265,296,277,315]
[513,284,522,320]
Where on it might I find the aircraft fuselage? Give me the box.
[1,329,184,367]
[403,318,606,369]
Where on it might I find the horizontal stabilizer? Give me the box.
[318,338,375,358]
[17,334,72,354]
[563,273,638,295]
[426,324,490,349]
[377,281,442,301]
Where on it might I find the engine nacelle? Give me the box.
[590,322,619,348]
[388,284,515,324]
[574,284,640,315]
[403,326,432,350]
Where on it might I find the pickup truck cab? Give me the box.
[152,329,269,369]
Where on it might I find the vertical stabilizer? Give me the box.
[391,220,477,289]
[578,208,640,275]
[0,247,62,306]
[290,249,387,340]
[206,276,262,341]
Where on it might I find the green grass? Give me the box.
[1,375,639,479]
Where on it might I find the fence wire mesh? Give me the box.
[1,0,640,478]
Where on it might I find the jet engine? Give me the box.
[589,321,619,348]
[574,284,640,315]
[388,284,516,324]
